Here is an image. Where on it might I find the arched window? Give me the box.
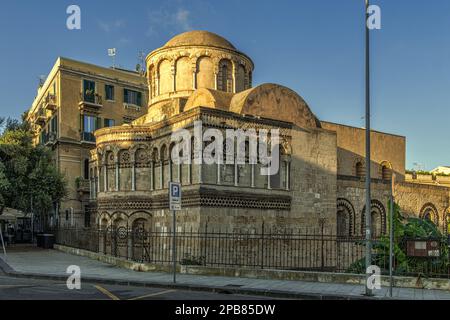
[381,164,392,181]
[361,200,387,237]
[337,199,355,237]
[218,60,233,92]
[420,203,439,226]
[356,161,365,177]
[337,210,349,237]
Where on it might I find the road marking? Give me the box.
[94,285,120,300]
[129,289,177,300]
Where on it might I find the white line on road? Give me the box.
[129,289,177,300]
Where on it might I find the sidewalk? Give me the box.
[0,246,449,300]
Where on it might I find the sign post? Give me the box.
[169,182,182,283]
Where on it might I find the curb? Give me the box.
[0,256,385,301]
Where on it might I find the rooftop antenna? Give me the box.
[137,50,146,75]
[108,48,117,69]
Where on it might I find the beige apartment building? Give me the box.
[25,57,148,229]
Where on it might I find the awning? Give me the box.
[0,208,27,221]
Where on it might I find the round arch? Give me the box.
[361,199,387,237]
[337,198,356,236]
[420,203,439,226]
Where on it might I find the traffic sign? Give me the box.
[169,182,182,211]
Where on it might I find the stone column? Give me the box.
[89,178,93,200]
[177,164,181,183]
[285,161,290,191]
[115,161,119,191]
[217,163,221,185]
[188,162,192,185]
[168,160,172,183]
[214,72,218,90]
[232,63,237,93]
[192,71,197,90]
[198,163,203,184]
[171,67,176,92]
[160,161,163,189]
[150,162,154,191]
[251,164,255,188]
[97,166,100,194]
[103,165,107,192]
[234,163,239,187]
[156,76,160,96]
[267,171,271,190]
[131,163,136,192]
[93,177,96,200]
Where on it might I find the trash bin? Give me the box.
[36,234,55,249]
[36,234,43,247]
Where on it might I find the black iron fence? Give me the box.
[53,227,450,278]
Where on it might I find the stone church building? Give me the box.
[88,30,450,238]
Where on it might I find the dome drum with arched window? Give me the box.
[146,31,254,106]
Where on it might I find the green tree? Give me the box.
[0,117,67,225]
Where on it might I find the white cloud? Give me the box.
[146,7,193,37]
[98,19,126,33]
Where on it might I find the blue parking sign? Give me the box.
[169,182,182,211]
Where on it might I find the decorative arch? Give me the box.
[160,144,168,162]
[111,212,129,228]
[158,59,172,94]
[195,56,215,89]
[361,199,387,237]
[337,198,356,236]
[217,59,233,92]
[354,158,366,178]
[129,211,152,229]
[420,203,439,226]
[380,160,393,181]
[98,212,111,230]
[175,56,192,91]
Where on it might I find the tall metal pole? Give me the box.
[172,209,177,284]
[364,0,373,296]
[389,173,396,297]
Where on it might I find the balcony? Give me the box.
[79,92,103,114]
[123,103,142,113]
[34,110,47,127]
[44,94,57,112]
[76,178,90,193]
[44,132,58,146]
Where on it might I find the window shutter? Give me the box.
[137,92,142,106]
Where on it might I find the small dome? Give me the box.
[164,30,236,50]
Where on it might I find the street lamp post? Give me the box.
[364,0,373,296]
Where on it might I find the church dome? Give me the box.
[146,30,254,107]
[163,30,236,50]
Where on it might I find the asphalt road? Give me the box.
[0,272,284,300]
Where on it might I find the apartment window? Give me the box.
[83,80,96,102]
[104,118,115,128]
[105,85,115,101]
[82,115,99,142]
[50,115,58,135]
[124,89,142,106]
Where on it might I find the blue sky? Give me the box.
[0,0,449,170]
